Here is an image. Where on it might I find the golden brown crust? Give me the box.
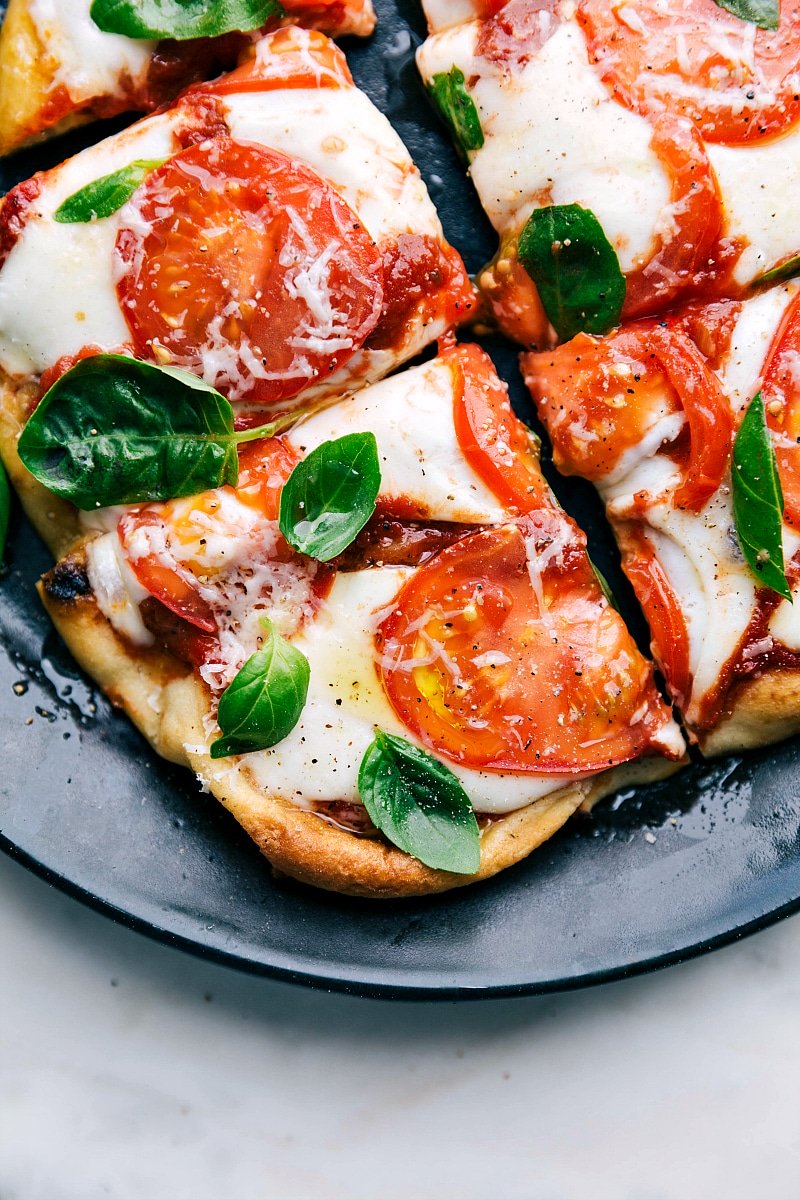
[699,669,800,757]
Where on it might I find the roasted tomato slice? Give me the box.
[523,323,733,511]
[119,437,299,630]
[115,138,384,407]
[377,514,670,773]
[577,0,800,145]
[617,524,692,710]
[207,26,354,94]
[450,342,547,514]
[761,291,800,528]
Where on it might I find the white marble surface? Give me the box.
[2,851,800,1200]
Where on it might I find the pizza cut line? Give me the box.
[417,0,800,348]
[0,0,377,157]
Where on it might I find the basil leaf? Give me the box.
[18,355,247,509]
[732,391,792,600]
[358,732,480,875]
[754,254,800,288]
[518,203,626,342]
[54,160,166,224]
[589,558,619,611]
[90,0,283,40]
[211,619,310,759]
[279,433,381,562]
[0,459,10,564]
[428,66,484,158]
[713,0,779,30]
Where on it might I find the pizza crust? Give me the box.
[699,671,800,758]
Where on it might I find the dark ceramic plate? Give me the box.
[1,0,800,1000]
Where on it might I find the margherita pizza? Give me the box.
[0,0,376,156]
[523,282,800,755]
[417,0,800,348]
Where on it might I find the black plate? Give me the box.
[2,0,800,1000]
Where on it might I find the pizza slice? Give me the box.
[0,27,475,428]
[0,0,376,156]
[6,341,683,896]
[417,0,800,348]
[523,280,800,756]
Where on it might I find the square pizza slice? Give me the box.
[523,281,800,755]
[0,0,376,156]
[0,26,476,438]
[16,340,684,896]
[417,0,800,348]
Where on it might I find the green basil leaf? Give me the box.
[54,160,166,224]
[90,0,283,40]
[0,459,10,564]
[279,432,381,562]
[358,732,480,875]
[589,558,619,611]
[211,619,310,759]
[732,391,792,600]
[428,65,484,158]
[754,253,800,288]
[713,0,779,30]
[18,355,242,510]
[518,203,626,342]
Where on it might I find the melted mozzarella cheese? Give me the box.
[421,0,480,32]
[0,82,446,382]
[417,20,671,271]
[238,568,597,814]
[287,357,509,523]
[29,0,154,104]
[717,282,799,415]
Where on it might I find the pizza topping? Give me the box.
[577,0,800,144]
[732,391,791,599]
[206,26,353,93]
[712,0,778,31]
[761,291,800,528]
[54,159,167,224]
[279,433,381,562]
[209,616,311,758]
[357,732,480,874]
[476,0,562,71]
[364,235,475,353]
[18,355,293,510]
[450,342,547,514]
[330,514,481,571]
[617,524,693,708]
[427,66,484,158]
[377,514,672,773]
[0,177,42,272]
[115,138,384,407]
[518,204,626,342]
[90,0,283,41]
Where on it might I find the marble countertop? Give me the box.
[2,851,799,1200]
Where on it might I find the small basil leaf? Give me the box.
[754,254,800,288]
[358,732,480,875]
[90,0,283,40]
[54,160,166,224]
[713,0,779,30]
[589,558,619,611]
[732,391,792,600]
[279,433,381,562]
[518,203,626,342]
[210,619,310,759]
[18,355,240,509]
[428,66,484,158]
[0,459,10,563]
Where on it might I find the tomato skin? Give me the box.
[578,0,800,145]
[523,322,733,511]
[120,508,219,633]
[450,343,547,514]
[377,515,672,774]
[761,291,800,529]
[617,524,692,709]
[205,27,353,94]
[115,138,384,408]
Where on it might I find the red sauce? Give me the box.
[0,177,41,271]
[670,299,744,371]
[145,33,251,108]
[365,235,475,353]
[476,0,562,71]
[140,597,219,669]
[174,93,231,148]
[332,512,478,570]
[310,801,378,837]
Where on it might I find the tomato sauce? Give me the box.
[365,235,476,353]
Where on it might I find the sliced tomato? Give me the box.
[450,342,547,514]
[577,0,800,145]
[119,437,299,629]
[115,138,383,408]
[622,116,728,321]
[477,1,562,70]
[760,291,800,528]
[524,324,732,510]
[617,524,692,709]
[377,514,672,773]
[206,27,353,94]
